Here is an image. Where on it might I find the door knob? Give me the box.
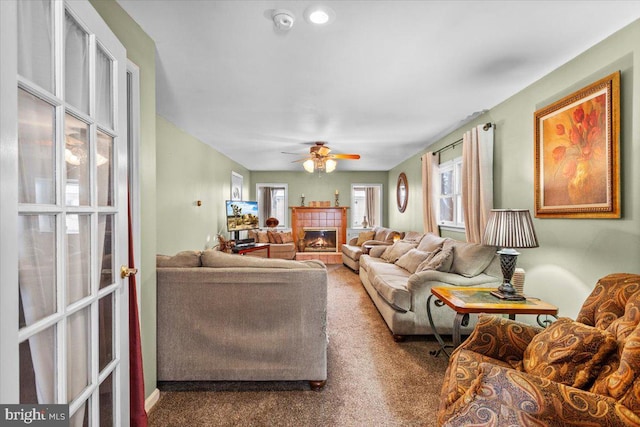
[120,265,138,279]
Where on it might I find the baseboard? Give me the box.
[145,388,160,413]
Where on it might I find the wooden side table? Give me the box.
[427,286,558,357]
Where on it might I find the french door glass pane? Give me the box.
[99,372,114,427]
[66,214,91,305]
[97,131,114,207]
[19,326,56,404]
[70,402,89,427]
[98,214,114,289]
[17,0,54,92]
[99,293,114,371]
[64,10,89,114]
[96,46,113,128]
[67,307,90,402]
[65,114,90,206]
[18,214,57,326]
[18,89,55,205]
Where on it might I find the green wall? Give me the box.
[156,117,250,254]
[389,18,640,318]
[251,171,389,227]
[90,0,158,400]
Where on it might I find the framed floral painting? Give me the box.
[534,71,620,218]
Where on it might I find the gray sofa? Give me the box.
[341,226,404,271]
[359,233,503,340]
[156,250,328,389]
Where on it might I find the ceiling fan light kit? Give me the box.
[295,142,359,174]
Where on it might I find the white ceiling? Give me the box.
[116,0,640,172]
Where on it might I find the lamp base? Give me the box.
[490,289,526,301]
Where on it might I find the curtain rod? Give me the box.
[429,122,494,156]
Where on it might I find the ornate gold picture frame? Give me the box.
[534,71,620,218]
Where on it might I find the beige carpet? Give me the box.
[149,264,449,426]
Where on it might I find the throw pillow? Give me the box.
[445,239,496,277]
[255,231,269,243]
[380,241,417,263]
[523,317,618,389]
[416,247,453,272]
[280,231,294,243]
[395,249,432,274]
[267,231,278,244]
[356,230,375,246]
[273,232,283,244]
[416,233,446,253]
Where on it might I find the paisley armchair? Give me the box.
[438,273,640,426]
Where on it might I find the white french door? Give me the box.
[0,0,129,425]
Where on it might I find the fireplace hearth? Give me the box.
[302,228,338,252]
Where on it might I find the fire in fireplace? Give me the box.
[302,228,338,252]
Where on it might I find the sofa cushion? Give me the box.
[201,249,323,269]
[416,233,446,252]
[417,247,454,272]
[372,274,412,312]
[157,250,202,267]
[356,230,375,246]
[395,249,433,274]
[445,239,496,278]
[381,240,417,263]
[523,317,617,389]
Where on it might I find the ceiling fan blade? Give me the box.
[317,146,331,156]
[331,154,361,160]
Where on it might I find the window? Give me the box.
[438,157,464,228]
[351,184,382,228]
[256,183,288,228]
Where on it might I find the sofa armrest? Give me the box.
[440,363,640,426]
[455,315,541,364]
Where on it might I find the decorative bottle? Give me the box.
[362,216,368,228]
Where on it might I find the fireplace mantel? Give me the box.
[290,207,348,260]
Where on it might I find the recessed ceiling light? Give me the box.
[304,5,335,25]
[309,10,329,24]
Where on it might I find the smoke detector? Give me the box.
[272,9,295,31]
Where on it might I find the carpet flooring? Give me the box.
[148,264,449,426]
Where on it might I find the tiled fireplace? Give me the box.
[291,206,348,264]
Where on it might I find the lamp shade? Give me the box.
[303,159,315,173]
[482,209,539,249]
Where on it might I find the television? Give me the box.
[225,200,260,240]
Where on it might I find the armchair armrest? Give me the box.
[455,315,542,366]
[347,236,358,245]
[440,363,640,426]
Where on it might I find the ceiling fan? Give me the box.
[287,142,360,173]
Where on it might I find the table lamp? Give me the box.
[482,209,539,301]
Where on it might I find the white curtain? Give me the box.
[421,152,440,234]
[461,124,494,243]
[259,187,273,227]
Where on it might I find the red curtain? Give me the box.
[128,195,148,427]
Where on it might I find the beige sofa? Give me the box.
[359,233,502,340]
[341,226,404,271]
[248,229,296,259]
[156,250,328,389]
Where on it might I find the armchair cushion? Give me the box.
[523,317,617,388]
[440,362,640,427]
